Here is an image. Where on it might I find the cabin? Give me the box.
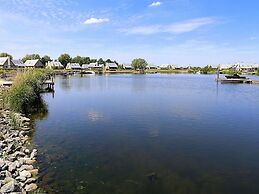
[12,59,25,68]
[105,63,118,70]
[159,64,175,70]
[235,63,259,73]
[66,63,81,70]
[25,59,44,68]
[123,64,132,70]
[0,57,15,68]
[146,64,158,69]
[82,63,103,70]
[46,61,64,69]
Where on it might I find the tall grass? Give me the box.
[4,70,47,114]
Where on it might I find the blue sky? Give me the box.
[0,0,258,66]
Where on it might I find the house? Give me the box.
[123,64,132,70]
[46,61,64,69]
[159,64,175,70]
[25,59,44,68]
[66,63,81,70]
[219,64,234,70]
[0,57,15,68]
[12,59,25,68]
[82,63,103,69]
[146,64,158,69]
[105,63,118,70]
[235,62,259,72]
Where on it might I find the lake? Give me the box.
[33,74,259,194]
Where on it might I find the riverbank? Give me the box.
[0,107,39,193]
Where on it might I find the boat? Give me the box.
[218,74,252,83]
[225,74,246,79]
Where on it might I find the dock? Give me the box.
[216,78,259,84]
[1,79,55,90]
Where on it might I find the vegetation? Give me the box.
[0,52,13,59]
[41,55,51,65]
[257,68,259,76]
[58,53,72,67]
[200,65,216,74]
[131,58,148,70]
[22,54,41,63]
[4,70,47,114]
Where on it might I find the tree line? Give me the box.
[0,52,118,68]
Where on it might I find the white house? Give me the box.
[159,64,175,70]
[25,59,44,68]
[12,59,25,68]
[146,64,158,69]
[82,63,103,69]
[66,63,81,70]
[105,63,118,70]
[0,57,15,68]
[123,64,132,70]
[46,61,64,69]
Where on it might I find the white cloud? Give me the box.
[83,17,109,25]
[149,1,162,7]
[121,17,216,35]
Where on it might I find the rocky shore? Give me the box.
[0,109,39,193]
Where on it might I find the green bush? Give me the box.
[4,70,46,114]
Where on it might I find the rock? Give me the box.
[21,117,30,123]
[8,162,17,172]
[30,149,37,159]
[19,165,34,172]
[24,149,30,155]
[15,176,27,182]
[19,170,31,178]
[24,183,37,192]
[0,178,17,193]
[29,169,39,177]
[0,158,5,168]
[24,178,36,184]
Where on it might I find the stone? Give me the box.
[24,183,37,192]
[8,162,17,172]
[15,176,27,182]
[24,178,36,184]
[0,178,17,193]
[29,169,39,177]
[19,170,31,178]
[19,165,34,172]
[30,149,37,159]
[24,149,30,155]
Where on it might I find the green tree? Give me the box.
[72,56,83,65]
[98,58,105,65]
[90,59,97,63]
[131,58,148,70]
[22,54,41,63]
[41,55,51,65]
[0,53,13,59]
[82,57,91,64]
[58,53,71,67]
[201,65,214,74]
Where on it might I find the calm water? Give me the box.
[33,74,259,194]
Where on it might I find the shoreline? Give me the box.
[0,88,40,193]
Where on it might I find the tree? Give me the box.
[201,65,214,74]
[72,56,83,65]
[22,54,41,63]
[131,58,148,70]
[41,55,51,65]
[58,53,71,67]
[90,59,97,63]
[98,58,105,65]
[0,53,13,59]
[82,57,91,64]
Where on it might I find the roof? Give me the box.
[123,64,132,68]
[25,59,41,67]
[0,57,8,66]
[47,61,63,68]
[106,63,118,68]
[84,63,103,68]
[12,59,25,67]
[67,63,81,68]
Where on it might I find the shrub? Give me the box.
[4,70,46,114]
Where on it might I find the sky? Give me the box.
[0,0,259,66]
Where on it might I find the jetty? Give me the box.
[1,79,55,90]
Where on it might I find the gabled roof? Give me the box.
[106,63,118,68]
[12,59,25,67]
[0,57,8,66]
[47,61,63,68]
[67,63,81,68]
[25,59,41,67]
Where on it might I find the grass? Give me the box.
[3,69,47,114]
